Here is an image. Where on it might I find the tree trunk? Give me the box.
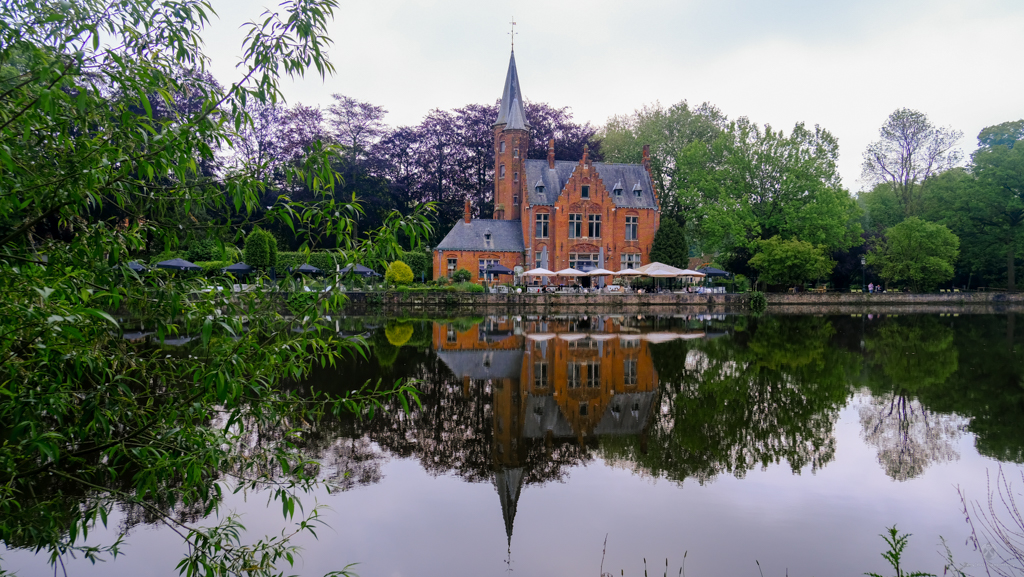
[1009,243,1016,292]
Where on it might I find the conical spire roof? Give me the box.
[494,467,525,546]
[495,51,529,131]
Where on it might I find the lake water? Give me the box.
[5,312,1024,577]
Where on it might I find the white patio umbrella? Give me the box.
[679,269,707,277]
[523,267,556,277]
[588,333,617,341]
[558,333,587,341]
[554,268,586,276]
[526,333,556,341]
[642,332,681,343]
[587,268,615,276]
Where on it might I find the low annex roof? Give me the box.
[435,218,525,253]
[523,159,658,210]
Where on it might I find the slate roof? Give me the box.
[494,51,529,131]
[435,219,524,253]
[523,159,658,209]
[435,349,524,380]
[521,391,656,438]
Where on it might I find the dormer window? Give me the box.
[484,230,493,248]
[613,180,623,196]
[535,178,545,193]
[633,182,643,198]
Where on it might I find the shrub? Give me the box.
[243,228,270,270]
[277,251,342,274]
[452,268,472,283]
[193,260,233,276]
[385,261,414,285]
[399,249,432,281]
[749,291,767,313]
[384,321,414,347]
[186,238,221,262]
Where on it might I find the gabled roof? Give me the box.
[436,349,524,380]
[495,51,529,131]
[523,159,659,209]
[435,219,524,253]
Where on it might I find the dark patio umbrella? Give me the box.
[222,262,254,275]
[340,263,381,277]
[289,263,323,275]
[126,261,148,273]
[697,266,730,277]
[155,258,202,272]
[485,264,514,275]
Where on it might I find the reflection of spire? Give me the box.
[494,467,525,546]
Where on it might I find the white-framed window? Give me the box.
[624,358,637,386]
[586,362,601,388]
[500,139,506,153]
[625,216,638,241]
[588,214,601,238]
[569,252,599,270]
[535,250,544,269]
[478,258,499,280]
[447,257,457,278]
[500,164,505,179]
[513,194,519,206]
[568,213,582,238]
[621,253,641,269]
[514,172,519,183]
[568,363,582,389]
[534,362,548,388]
[535,213,549,238]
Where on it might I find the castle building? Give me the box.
[432,51,661,284]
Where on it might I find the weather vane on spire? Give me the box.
[509,18,517,50]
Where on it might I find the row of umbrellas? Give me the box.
[521,262,726,278]
[122,259,382,277]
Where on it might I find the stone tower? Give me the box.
[493,50,529,221]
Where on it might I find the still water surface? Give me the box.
[6,313,1024,576]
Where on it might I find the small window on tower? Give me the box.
[514,148,519,158]
[581,185,590,199]
[513,195,519,205]
[500,164,505,179]
[500,140,506,153]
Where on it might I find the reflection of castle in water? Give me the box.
[432,316,685,544]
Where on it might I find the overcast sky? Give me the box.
[201,0,1024,191]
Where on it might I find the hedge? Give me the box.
[385,261,414,285]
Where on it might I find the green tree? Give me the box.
[677,119,863,260]
[969,121,1024,290]
[859,183,904,234]
[748,236,835,288]
[862,108,963,217]
[601,100,726,216]
[648,217,689,268]
[385,260,414,285]
[868,218,960,291]
[452,268,472,283]
[0,0,432,574]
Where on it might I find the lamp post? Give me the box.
[860,254,866,292]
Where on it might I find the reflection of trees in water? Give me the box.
[862,316,964,480]
[859,394,965,481]
[600,316,857,485]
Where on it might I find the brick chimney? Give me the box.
[464,199,471,223]
[582,144,589,166]
[547,139,555,169]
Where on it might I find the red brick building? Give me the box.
[433,50,661,284]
